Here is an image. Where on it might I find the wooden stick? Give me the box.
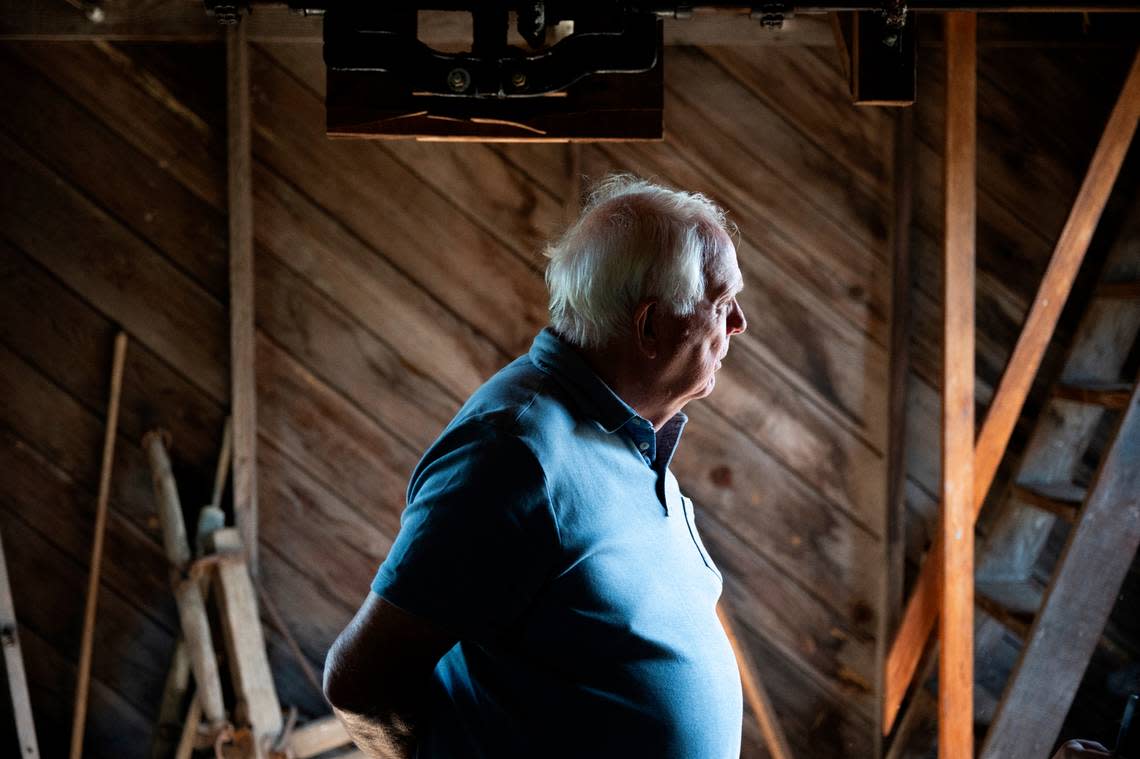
[940,13,976,759]
[717,602,794,759]
[144,430,228,727]
[228,20,259,575]
[212,416,234,509]
[288,715,353,759]
[0,529,39,758]
[173,693,203,759]
[882,46,1140,734]
[208,528,282,752]
[69,330,127,759]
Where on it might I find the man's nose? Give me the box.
[728,299,746,336]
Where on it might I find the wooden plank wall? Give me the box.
[0,35,889,758]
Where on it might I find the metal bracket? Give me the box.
[324,7,660,98]
[750,3,794,29]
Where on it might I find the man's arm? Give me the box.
[323,592,457,759]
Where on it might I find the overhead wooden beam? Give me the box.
[0,3,834,44]
[882,46,1140,733]
[69,331,127,759]
[228,21,258,574]
[980,377,1140,759]
[939,13,976,759]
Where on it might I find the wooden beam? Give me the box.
[980,378,1140,759]
[228,21,258,574]
[288,715,353,759]
[1010,482,1084,523]
[0,4,835,45]
[0,529,39,759]
[939,13,976,759]
[69,330,127,759]
[143,431,227,728]
[717,602,795,759]
[882,46,1140,733]
[1053,380,1134,408]
[877,104,915,753]
[207,528,282,754]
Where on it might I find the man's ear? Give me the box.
[634,299,658,359]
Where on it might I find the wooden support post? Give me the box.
[0,530,39,758]
[69,331,127,759]
[883,47,1140,735]
[717,602,795,759]
[208,528,282,755]
[228,20,258,574]
[143,430,228,728]
[940,12,976,759]
[980,377,1140,759]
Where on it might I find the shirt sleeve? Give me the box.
[371,420,559,644]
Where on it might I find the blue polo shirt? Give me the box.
[372,328,742,758]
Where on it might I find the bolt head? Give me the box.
[511,71,527,88]
[447,68,471,93]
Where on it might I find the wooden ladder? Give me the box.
[972,247,1140,758]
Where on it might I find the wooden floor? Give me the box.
[0,23,1133,757]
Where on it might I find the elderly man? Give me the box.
[323,175,747,758]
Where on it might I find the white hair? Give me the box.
[543,174,735,349]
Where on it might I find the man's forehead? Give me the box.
[704,241,744,295]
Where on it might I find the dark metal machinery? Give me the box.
[201,2,1140,139]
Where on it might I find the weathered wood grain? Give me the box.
[258,437,394,618]
[0,46,228,295]
[208,528,282,744]
[247,44,550,357]
[676,406,881,635]
[732,615,875,759]
[256,252,459,452]
[256,335,414,535]
[700,513,877,715]
[3,621,152,759]
[0,457,174,719]
[228,22,260,574]
[3,41,503,400]
[710,343,886,535]
[938,16,977,756]
[702,45,893,194]
[0,130,229,402]
[3,41,227,205]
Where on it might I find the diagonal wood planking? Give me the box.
[0,37,899,757]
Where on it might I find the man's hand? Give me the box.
[323,592,457,758]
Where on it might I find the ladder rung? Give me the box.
[1097,280,1140,299]
[1054,381,1134,409]
[1011,482,1086,523]
[976,592,1033,640]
